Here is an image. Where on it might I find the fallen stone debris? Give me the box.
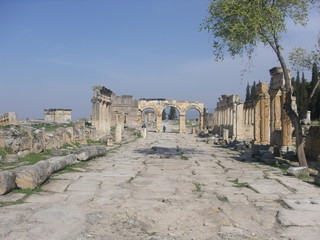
[0,145,107,195]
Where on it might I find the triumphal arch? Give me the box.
[138,98,204,133]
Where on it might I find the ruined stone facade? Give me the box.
[138,99,204,133]
[109,95,141,128]
[211,67,296,151]
[91,85,113,138]
[0,112,19,126]
[44,109,72,122]
[211,95,244,139]
[91,85,205,137]
[0,123,96,156]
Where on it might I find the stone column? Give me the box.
[254,100,261,143]
[223,129,229,141]
[156,114,162,133]
[199,114,204,131]
[179,114,186,133]
[260,94,270,143]
[115,123,122,143]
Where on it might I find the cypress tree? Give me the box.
[168,107,177,120]
[245,82,251,102]
[299,72,309,119]
[162,110,166,120]
[250,81,257,101]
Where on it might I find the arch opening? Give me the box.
[186,108,201,133]
[162,106,180,133]
[141,108,157,132]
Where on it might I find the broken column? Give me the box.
[223,129,229,141]
[115,123,122,143]
[91,85,113,139]
[254,82,270,144]
[179,114,186,133]
[269,67,295,154]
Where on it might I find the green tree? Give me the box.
[300,72,309,119]
[201,0,315,167]
[245,82,251,102]
[250,81,257,101]
[168,107,177,120]
[162,110,167,120]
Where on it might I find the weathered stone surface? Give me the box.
[287,167,309,177]
[15,161,51,189]
[51,148,74,156]
[75,146,106,161]
[0,171,17,195]
[3,154,19,163]
[277,210,320,226]
[47,155,78,173]
[15,155,78,189]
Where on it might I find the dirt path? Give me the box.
[0,132,320,240]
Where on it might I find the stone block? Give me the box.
[75,146,107,161]
[4,154,19,163]
[287,167,309,177]
[0,171,17,195]
[106,138,113,146]
[15,161,51,189]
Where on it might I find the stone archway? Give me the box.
[138,99,204,133]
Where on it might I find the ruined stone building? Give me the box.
[211,67,297,154]
[0,112,19,126]
[91,85,206,138]
[44,109,72,122]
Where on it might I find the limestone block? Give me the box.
[75,146,107,161]
[141,128,147,139]
[222,129,229,141]
[0,171,16,195]
[4,154,19,163]
[287,167,309,177]
[115,124,122,143]
[15,161,51,189]
[47,155,78,173]
[0,166,27,195]
[106,138,113,146]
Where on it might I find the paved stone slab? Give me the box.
[0,131,319,239]
[249,179,293,194]
[277,209,320,226]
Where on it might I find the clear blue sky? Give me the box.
[0,0,319,120]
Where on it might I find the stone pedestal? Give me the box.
[191,127,196,134]
[179,115,186,133]
[115,124,122,143]
[223,129,229,141]
[106,138,113,146]
[141,128,147,139]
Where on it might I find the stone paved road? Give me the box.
[1,132,320,240]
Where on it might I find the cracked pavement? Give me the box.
[0,132,320,239]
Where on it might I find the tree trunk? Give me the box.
[275,48,308,167]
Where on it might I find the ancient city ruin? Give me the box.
[1,67,320,239]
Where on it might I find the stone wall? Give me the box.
[211,67,296,152]
[0,124,96,156]
[0,112,19,126]
[305,126,320,161]
[44,109,72,122]
[212,95,244,140]
[110,94,141,128]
